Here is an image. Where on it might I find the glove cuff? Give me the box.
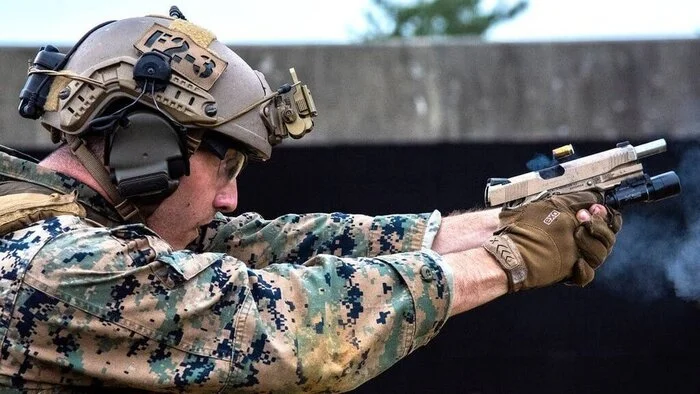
[483,234,528,293]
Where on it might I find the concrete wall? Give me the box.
[2,39,699,150]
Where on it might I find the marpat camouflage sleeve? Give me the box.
[0,215,452,392]
[196,211,443,268]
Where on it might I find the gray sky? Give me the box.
[1,0,699,45]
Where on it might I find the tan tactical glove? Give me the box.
[482,191,622,292]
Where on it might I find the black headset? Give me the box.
[105,48,190,200]
[18,8,194,201]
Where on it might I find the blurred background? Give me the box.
[1,1,699,393]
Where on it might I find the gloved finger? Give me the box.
[575,229,611,270]
[578,216,616,251]
[589,204,623,234]
[577,241,607,269]
[576,209,592,222]
[606,207,623,233]
[590,204,607,217]
[568,258,595,287]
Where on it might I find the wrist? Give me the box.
[482,234,527,293]
[443,247,508,316]
[433,208,500,254]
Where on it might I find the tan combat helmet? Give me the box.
[37,12,316,161]
[19,8,316,221]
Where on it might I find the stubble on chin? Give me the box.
[146,206,199,250]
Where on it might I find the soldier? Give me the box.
[0,7,621,393]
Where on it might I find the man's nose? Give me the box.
[214,178,238,213]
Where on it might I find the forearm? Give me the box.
[443,247,508,316]
[198,212,435,266]
[432,208,500,254]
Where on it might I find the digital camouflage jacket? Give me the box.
[0,150,453,393]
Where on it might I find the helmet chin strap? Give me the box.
[63,133,143,223]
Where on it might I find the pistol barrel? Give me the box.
[634,139,666,159]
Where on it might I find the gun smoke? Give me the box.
[525,146,699,302]
[598,147,699,302]
[526,153,559,171]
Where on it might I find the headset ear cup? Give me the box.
[107,111,188,199]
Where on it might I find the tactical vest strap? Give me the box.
[65,134,143,222]
[0,191,86,236]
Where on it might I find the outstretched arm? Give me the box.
[197,208,502,267]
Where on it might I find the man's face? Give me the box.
[145,146,245,249]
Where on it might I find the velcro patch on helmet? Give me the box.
[169,19,215,48]
[44,76,70,112]
[134,23,227,90]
